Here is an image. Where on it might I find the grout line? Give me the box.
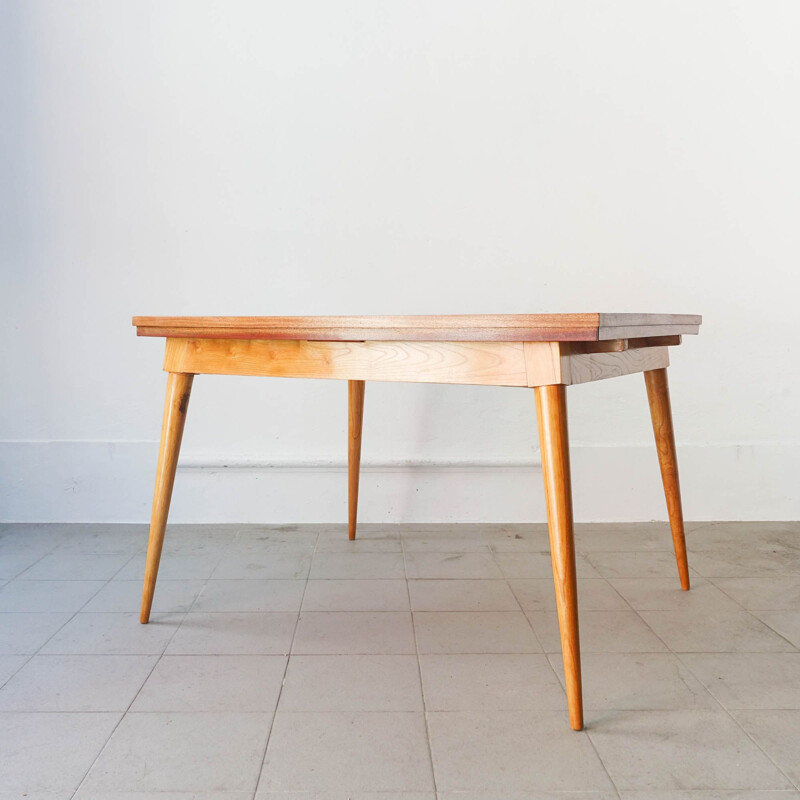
[182,548,227,614]
[7,550,144,679]
[617,559,800,789]
[68,610,190,798]
[495,542,624,798]
[250,527,319,800]
[403,533,440,797]
[706,577,800,653]
[0,538,75,688]
[583,727,624,799]
[2,523,800,796]
[672,649,800,791]
[66,530,230,798]
[5,545,62,581]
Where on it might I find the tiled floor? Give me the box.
[0,521,799,799]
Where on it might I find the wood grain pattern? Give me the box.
[163,338,676,388]
[140,372,193,624]
[535,384,583,731]
[645,368,691,590]
[566,346,670,386]
[597,324,695,341]
[134,313,701,342]
[568,335,682,354]
[163,337,530,387]
[348,380,365,541]
[523,341,565,386]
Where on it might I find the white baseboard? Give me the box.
[0,441,797,523]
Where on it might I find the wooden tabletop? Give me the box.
[133,314,701,342]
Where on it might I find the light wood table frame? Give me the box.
[133,313,701,730]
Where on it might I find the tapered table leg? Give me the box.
[644,367,690,590]
[348,380,365,540]
[140,372,194,623]
[534,384,583,731]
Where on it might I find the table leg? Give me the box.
[348,380,365,540]
[534,384,583,730]
[140,371,194,623]
[644,367,691,590]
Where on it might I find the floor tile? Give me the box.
[404,552,502,579]
[0,654,27,685]
[292,612,415,654]
[132,654,287,711]
[161,524,244,555]
[0,792,74,800]
[259,711,434,792]
[321,525,398,543]
[584,550,690,579]
[756,610,800,648]
[549,652,718,710]
[257,793,435,800]
[0,527,66,548]
[0,548,54,580]
[0,522,78,540]
[686,521,800,551]
[575,522,677,552]
[436,794,618,800]
[419,653,565,710]
[414,611,541,654]
[618,792,800,799]
[731,709,800,787]
[0,526,69,550]
[193,579,305,612]
[0,654,156,711]
[494,552,601,579]
[212,553,312,580]
[712,576,800,610]
[302,579,409,611]
[81,712,271,792]
[639,608,796,652]
[81,579,205,613]
[225,540,317,556]
[310,553,406,579]
[116,553,223,580]
[0,580,105,612]
[51,524,146,554]
[315,537,402,552]
[510,578,628,612]
[40,612,181,655]
[486,524,550,552]
[236,525,320,550]
[76,793,252,800]
[427,710,613,792]
[609,577,741,612]
[401,524,485,539]
[0,712,121,792]
[680,653,800,709]
[527,611,667,653]
[408,579,519,611]
[18,553,132,580]
[402,535,491,552]
[690,546,800,577]
[0,613,72,654]
[587,709,792,790]
[280,654,422,711]
[166,612,297,655]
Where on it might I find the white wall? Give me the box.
[2,1,798,523]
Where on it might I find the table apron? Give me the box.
[162,337,670,388]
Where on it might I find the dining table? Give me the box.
[132,312,701,730]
